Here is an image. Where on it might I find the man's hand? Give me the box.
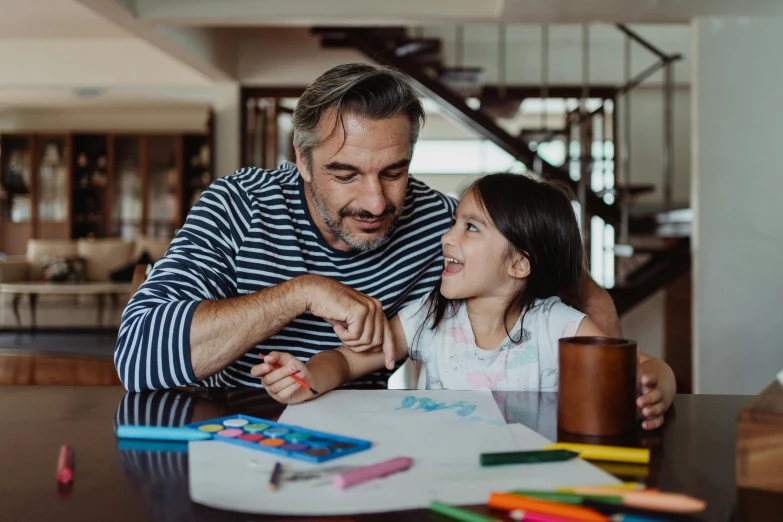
[297,274,395,367]
[250,352,317,405]
[637,373,666,430]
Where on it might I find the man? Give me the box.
[115,63,620,392]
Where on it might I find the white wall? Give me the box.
[239,28,368,86]
[0,39,210,87]
[0,106,209,132]
[211,83,241,176]
[620,291,665,360]
[692,17,783,394]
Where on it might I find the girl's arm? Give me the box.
[251,315,409,404]
[637,354,676,429]
[574,317,676,430]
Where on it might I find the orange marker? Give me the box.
[488,493,607,522]
[565,489,705,513]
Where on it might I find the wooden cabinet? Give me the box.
[71,134,109,240]
[0,131,212,254]
[111,135,142,240]
[36,135,71,241]
[0,133,35,254]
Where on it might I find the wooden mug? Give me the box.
[558,336,638,436]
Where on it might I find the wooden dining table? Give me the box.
[0,386,780,522]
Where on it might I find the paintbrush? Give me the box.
[259,354,319,395]
[268,461,283,491]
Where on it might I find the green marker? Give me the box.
[429,501,497,522]
[480,449,579,466]
[509,490,624,505]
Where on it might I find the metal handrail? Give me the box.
[614,24,671,62]
[533,54,682,147]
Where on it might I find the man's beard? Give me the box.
[310,182,399,252]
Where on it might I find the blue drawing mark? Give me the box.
[399,396,417,409]
[397,396,478,417]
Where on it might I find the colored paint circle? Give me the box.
[238,433,264,442]
[260,438,286,447]
[217,428,243,438]
[223,418,249,428]
[264,428,289,438]
[243,424,269,433]
[331,442,355,450]
[198,424,224,433]
[280,443,308,452]
[305,448,331,457]
[283,432,310,443]
[307,438,331,448]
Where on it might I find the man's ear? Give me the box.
[507,251,531,280]
[294,145,312,183]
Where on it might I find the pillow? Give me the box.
[77,238,134,282]
[42,255,87,283]
[109,251,153,282]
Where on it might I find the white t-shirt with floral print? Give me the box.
[397,295,585,391]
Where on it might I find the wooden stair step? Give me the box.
[622,235,683,253]
[393,38,442,62]
[596,184,655,198]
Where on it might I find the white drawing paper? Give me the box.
[189,390,619,515]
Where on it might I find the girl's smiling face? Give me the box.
[440,190,528,301]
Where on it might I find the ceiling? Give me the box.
[0,0,126,38]
[0,0,774,109]
[136,0,783,25]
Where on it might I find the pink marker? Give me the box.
[333,457,413,489]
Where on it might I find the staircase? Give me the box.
[313,25,690,317]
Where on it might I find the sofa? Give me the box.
[0,236,171,329]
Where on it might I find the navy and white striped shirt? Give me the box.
[115,163,456,391]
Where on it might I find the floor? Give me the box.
[0,330,117,357]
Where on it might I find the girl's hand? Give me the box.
[250,352,316,405]
[637,373,666,430]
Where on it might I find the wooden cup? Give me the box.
[558,336,638,436]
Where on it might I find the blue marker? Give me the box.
[116,425,213,441]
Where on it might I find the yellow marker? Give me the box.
[544,443,650,464]
[591,461,650,479]
[557,482,646,493]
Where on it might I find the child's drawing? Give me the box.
[396,395,506,426]
[397,396,477,417]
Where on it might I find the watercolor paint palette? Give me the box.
[184,414,372,463]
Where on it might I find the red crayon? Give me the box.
[57,445,74,484]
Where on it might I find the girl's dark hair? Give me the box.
[417,173,584,345]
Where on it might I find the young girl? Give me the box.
[253,173,675,430]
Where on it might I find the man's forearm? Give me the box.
[580,272,622,337]
[190,277,308,379]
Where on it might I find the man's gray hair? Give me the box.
[293,63,425,169]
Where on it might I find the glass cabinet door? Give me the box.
[37,136,68,223]
[146,136,179,238]
[0,135,33,223]
[112,136,142,240]
[71,134,109,238]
